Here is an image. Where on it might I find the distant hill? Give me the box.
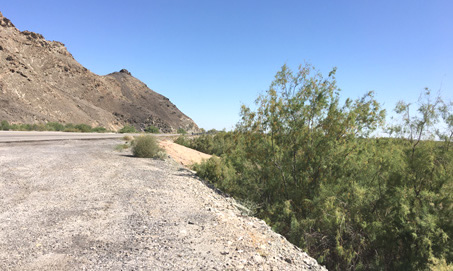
[0,11,198,133]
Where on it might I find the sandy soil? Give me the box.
[0,139,326,270]
[159,139,212,167]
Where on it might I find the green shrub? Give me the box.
[18,123,47,131]
[35,124,47,131]
[1,120,10,131]
[119,125,137,133]
[177,128,187,135]
[173,132,235,156]
[45,122,65,131]
[144,125,160,133]
[122,135,134,141]
[132,135,164,158]
[63,128,80,132]
[63,123,81,132]
[91,126,108,133]
[23,124,34,131]
[193,156,238,193]
[9,124,19,130]
[189,65,453,270]
[193,156,227,183]
[0,121,108,133]
[174,135,190,146]
[74,124,92,133]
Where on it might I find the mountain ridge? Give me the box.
[0,11,198,132]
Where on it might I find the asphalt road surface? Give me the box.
[0,131,177,143]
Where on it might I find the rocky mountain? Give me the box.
[0,11,198,132]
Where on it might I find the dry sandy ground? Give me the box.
[159,139,212,167]
[0,139,326,270]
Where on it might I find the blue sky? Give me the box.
[2,1,452,130]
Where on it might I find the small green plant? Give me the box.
[177,128,187,135]
[23,124,34,131]
[1,120,10,131]
[144,125,160,133]
[132,135,165,158]
[115,143,130,151]
[91,126,108,133]
[119,125,137,133]
[122,135,134,141]
[174,135,189,146]
[45,122,65,131]
[63,123,77,132]
[63,127,80,132]
[193,156,236,185]
[74,124,93,133]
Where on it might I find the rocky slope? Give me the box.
[0,11,198,132]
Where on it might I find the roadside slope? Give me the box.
[0,140,326,270]
[159,139,212,167]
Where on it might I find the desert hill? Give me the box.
[0,11,198,132]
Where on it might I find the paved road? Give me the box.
[0,131,178,143]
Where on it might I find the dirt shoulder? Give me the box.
[0,140,326,270]
[159,139,212,167]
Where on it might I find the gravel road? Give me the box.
[0,139,326,270]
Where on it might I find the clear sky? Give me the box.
[2,1,452,130]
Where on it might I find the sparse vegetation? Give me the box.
[175,131,235,156]
[0,121,111,133]
[177,128,187,135]
[45,122,65,131]
[144,125,160,133]
[174,135,190,146]
[1,120,10,130]
[118,125,137,133]
[132,135,165,159]
[122,135,134,141]
[74,124,92,133]
[90,126,108,133]
[115,135,134,151]
[115,143,130,151]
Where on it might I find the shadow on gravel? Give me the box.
[119,154,135,158]
[174,168,195,177]
[119,154,164,160]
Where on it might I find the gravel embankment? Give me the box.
[0,140,326,270]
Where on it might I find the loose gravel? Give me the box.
[0,140,326,270]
